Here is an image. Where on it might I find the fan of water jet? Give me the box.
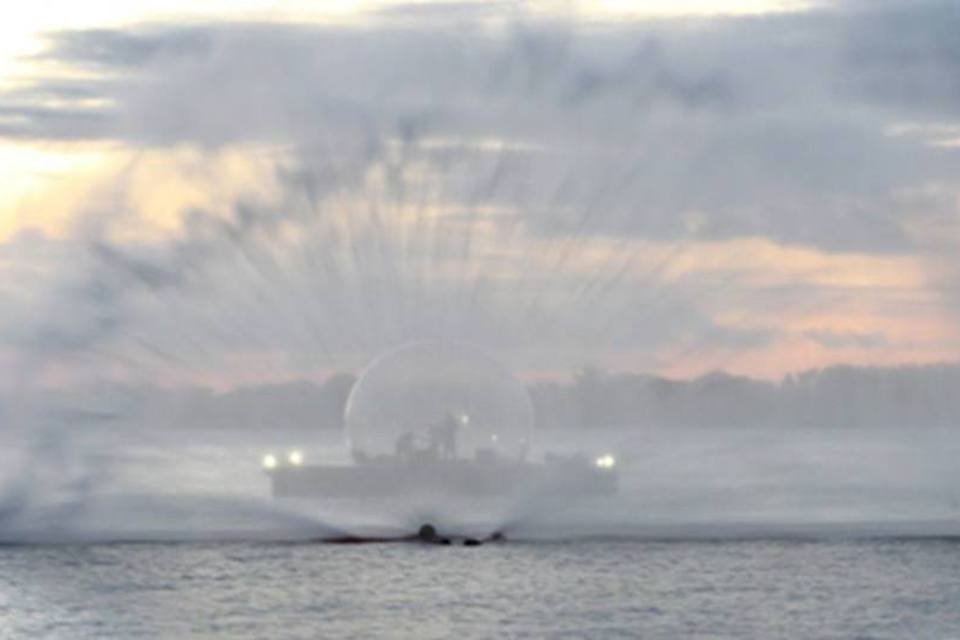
[345,340,534,463]
[264,340,618,534]
[0,421,351,544]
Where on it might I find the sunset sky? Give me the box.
[1,0,958,389]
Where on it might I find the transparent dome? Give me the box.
[344,341,533,463]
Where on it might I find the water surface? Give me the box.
[3,538,960,639]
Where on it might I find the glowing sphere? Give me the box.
[344,341,533,463]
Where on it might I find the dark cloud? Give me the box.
[2,1,948,253]
[0,104,116,140]
[0,4,955,249]
[40,27,214,69]
[840,0,960,117]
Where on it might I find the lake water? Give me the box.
[3,537,960,639]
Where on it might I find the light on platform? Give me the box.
[594,454,616,469]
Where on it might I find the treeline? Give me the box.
[18,373,358,431]
[145,373,358,431]
[146,362,960,430]
[13,363,960,431]
[529,364,960,429]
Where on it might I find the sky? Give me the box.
[1,0,959,391]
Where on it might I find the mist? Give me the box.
[3,416,959,543]
[1,0,959,543]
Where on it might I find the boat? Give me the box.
[261,341,619,502]
[263,447,618,499]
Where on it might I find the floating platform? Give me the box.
[266,456,618,499]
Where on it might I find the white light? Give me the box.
[262,454,278,470]
[491,434,499,443]
[288,450,303,466]
[595,454,616,469]
[461,413,470,426]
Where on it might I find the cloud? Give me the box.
[1,2,955,254]
[839,0,960,118]
[0,0,959,385]
[802,330,888,349]
[0,104,115,141]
